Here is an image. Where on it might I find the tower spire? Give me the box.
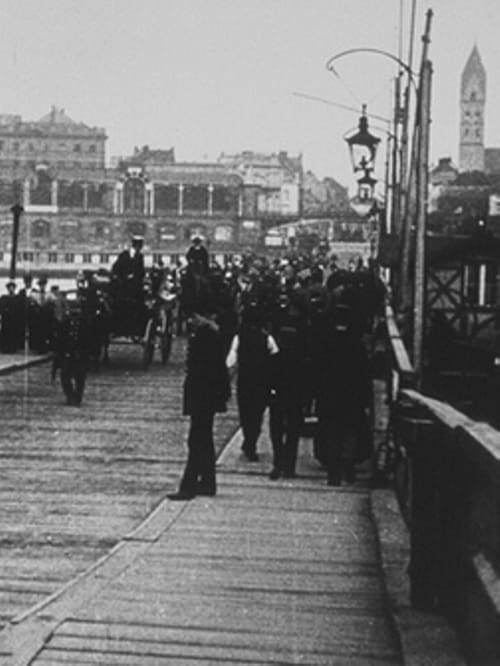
[459,46,486,172]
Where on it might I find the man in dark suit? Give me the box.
[313,305,372,485]
[111,235,145,300]
[168,302,230,500]
[55,294,91,406]
[186,235,209,275]
[0,281,19,353]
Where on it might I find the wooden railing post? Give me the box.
[395,400,438,610]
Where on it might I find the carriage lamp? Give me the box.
[344,105,381,173]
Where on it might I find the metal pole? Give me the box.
[400,9,433,313]
[413,58,432,387]
[391,75,401,238]
[9,204,23,281]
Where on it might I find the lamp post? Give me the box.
[328,11,433,386]
[9,203,23,281]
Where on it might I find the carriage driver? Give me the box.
[111,235,145,302]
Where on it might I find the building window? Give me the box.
[0,141,4,151]
[100,253,109,263]
[64,253,75,263]
[215,225,233,242]
[21,251,34,262]
[89,144,96,153]
[152,253,163,265]
[73,144,81,152]
[82,252,92,263]
[48,252,58,263]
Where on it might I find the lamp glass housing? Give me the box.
[345,109,381,173]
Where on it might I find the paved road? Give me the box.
[0,339,239,631]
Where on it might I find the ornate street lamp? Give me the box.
[344,105,381,174]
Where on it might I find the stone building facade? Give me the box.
[217,150,302,219]
[0,110,354,279]
[0,112,309,277]
[0,106,106,174]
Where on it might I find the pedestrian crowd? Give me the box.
[0,272,61,354]
[0,235,386,492]
[168,238,386,499]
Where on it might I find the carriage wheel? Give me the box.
[142,319,155,370]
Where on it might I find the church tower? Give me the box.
[459,45,486,172]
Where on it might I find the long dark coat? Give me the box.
[313,324,371,423]
[182,321,230,416]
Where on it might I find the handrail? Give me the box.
[392,385,500,662]
[382,303,500,660]
[384,303,416,390]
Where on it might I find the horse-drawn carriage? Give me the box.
[81,266,176,369]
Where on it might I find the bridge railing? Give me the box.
[384,305,500,664]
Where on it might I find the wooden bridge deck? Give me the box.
[4,425,403,665]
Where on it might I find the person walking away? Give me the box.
[313,305,372,486]
[226,301,279,462]
[168,304,230,500]
[268,290,307,480]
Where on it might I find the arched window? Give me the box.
[31,218,51,238]
[30,170,52,205]
[123,177,145,213]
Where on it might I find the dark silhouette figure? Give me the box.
[0,281,19,353]
[186,236,209,275]
[313,305,372,485]
[168,308,230,500]
[226,303,279,461]
[268,291,307,480]
[56,296,91,406]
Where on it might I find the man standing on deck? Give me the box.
[168,302,230,500]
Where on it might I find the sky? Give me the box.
[0,0,499,191]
